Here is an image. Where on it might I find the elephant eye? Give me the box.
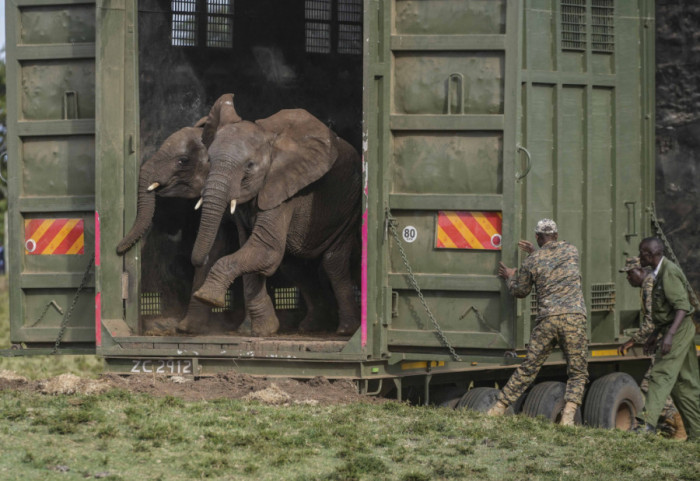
[246,161,254,170]
[178,157,189,165]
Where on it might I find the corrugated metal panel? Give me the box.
[7,0,97,348]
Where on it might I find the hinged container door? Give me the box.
[519,1,655,346]
[377,0,521,352]
[6,0,97,350]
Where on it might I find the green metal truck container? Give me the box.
[8,0,693,421]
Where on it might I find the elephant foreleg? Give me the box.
[194,209,291,335]
[177,226,230,334]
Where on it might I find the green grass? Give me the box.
[0,277,103,378]
[0,392,698,481]
[0,277,698,480]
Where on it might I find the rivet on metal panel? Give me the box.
[63,91,78,120]
[515,144,532,181]
[447,73,465,115]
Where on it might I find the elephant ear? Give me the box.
[185,128,208,165]
[201,93,242,148]
[193,116,208,128]
[256,109,338,211]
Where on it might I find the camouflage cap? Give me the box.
[534,218,558,234]
[619,256,643,272]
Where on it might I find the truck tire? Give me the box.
[431,386,467,409]
[521,381,582,424]
[583,372,643,430]
[456,387,514,414]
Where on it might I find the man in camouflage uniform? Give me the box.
[488,219,588,426]
[617,257,684,438]
[635,237,700,440]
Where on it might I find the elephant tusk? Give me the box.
[230,199,237,215]
[147,182,160,192]
[194,197,203,210]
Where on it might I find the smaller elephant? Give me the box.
[116,109,237,334]
[191,103,362,337]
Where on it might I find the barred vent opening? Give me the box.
[140,292,162,316]
[207,0,234,48]
[591,0,614,53]
[338,0,362,54]
[561,0,586,51]
[305,0,331,53]
[590,283,616,311]
[274,287,301,310]
[172,0,198,46]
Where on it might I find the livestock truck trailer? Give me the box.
[5,0,697,426]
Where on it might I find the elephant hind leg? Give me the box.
[322,236,360,336]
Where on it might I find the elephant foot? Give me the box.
[194,282,228,308]
[251,314,280,337]
[298,313,328,333]
[176,315,209,335]
[336,316,360,336]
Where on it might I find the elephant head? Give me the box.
[115,126,209,255]
[190,109,339,267]
[116,93,243,256]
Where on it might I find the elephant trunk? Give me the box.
[191,165,241,267]
[116,166,157,255]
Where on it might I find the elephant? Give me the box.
[116,94,339,335]
[190,102,362,337]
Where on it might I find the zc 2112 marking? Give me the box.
[131,359,192,374]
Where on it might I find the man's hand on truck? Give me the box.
[617,339,635,356]
[498,262,517,279]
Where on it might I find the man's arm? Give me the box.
[660,309,687,355]
[498,261,533,298]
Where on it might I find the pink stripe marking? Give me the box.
[94,211,101,266]
[95,292,102,347]
[361,157,368,348]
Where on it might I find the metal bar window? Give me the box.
[561,0,586,51]
[305,0,332,53]
[207,0,234,48]
[591,0,614,53]
[171,0,198,47]
[337,0,362,55]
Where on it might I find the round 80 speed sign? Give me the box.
[402,226,418,243]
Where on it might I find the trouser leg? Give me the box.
[643,318,695,428]
[667,322,700,440]
[498,317,556,406]
[557,314,589,405]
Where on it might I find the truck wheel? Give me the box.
[431,386,467,409]
[583,372,643,430]
[521,381,582,424]
[456,387,499,412]
[456,387,514,414]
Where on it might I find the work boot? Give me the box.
[669,412,688,440]
[632,418,656,435]
[486,400,507,417]
[559,401,578,426]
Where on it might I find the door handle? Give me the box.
[515,144,532,181]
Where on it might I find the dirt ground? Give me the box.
[0,369,386,405]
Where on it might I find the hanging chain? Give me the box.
[52,258,95,354]
[386,209,462,362]
[648,203,700,312]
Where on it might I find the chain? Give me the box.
[52,258,95,354]
[386,210,462,362]
[648,203,700,312]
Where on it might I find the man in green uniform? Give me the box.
[488,219,588,426]
[617,257,684,438]
[636,237,700,440]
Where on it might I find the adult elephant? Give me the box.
[191,106,361,337]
